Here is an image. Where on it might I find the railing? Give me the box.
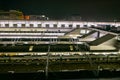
[0,33,65,36]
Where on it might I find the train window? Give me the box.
[21,24,26,27]
[13,24,17,27]
[38,24,41,27]
[76,25,80,28]
[69,24,73,28]
[5,24,9,27]
[91,25,95,28]
[30,24,33,27]
[53,24,57,28]
[61,24,65,28]
[46,24,49,28]
[84,25,87,27]
[58,30,60,32]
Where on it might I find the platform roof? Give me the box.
[89,34,116,46]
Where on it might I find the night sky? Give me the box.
[0,0,120,21]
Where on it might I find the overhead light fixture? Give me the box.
[29,46,33,51]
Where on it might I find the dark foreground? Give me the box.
[0,70,120,80]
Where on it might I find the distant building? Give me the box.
[62,15,82,21]
[69,16,82,21]
[26,15,49,20]
[0,10,24,20]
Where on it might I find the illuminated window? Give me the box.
[61,24,65,28]
[22,24,26,27]
[38,24,41,27]
[53,24,57,28]
[5,24,9,27]
[13,24,17,27]
[69,24,73,28]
